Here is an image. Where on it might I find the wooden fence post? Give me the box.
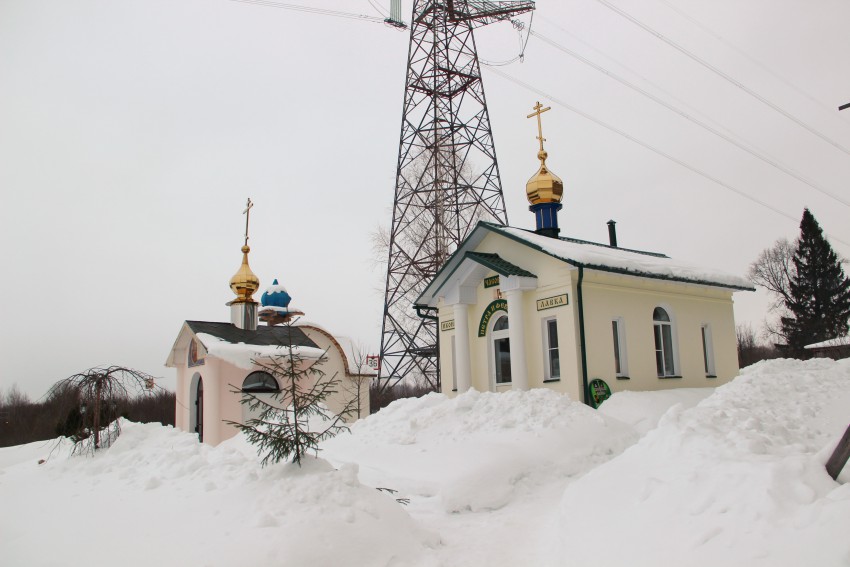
[826,424,850,481]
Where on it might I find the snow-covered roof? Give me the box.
[165,320,324,369]
[195,332,325,370]
[294,320,377,376]
[417,222,753,305]
[804,336,850,349]
[493,224,754,290]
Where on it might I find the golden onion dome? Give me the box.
[229,244,260,303]
[526,149,564,205]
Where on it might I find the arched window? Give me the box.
[653,307,676,377]
[241,371,279,393]
[492,315,511,385]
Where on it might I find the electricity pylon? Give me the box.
[378,0,535,393]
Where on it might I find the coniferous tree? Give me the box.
[780,209,850,356]
[227,323,357,466]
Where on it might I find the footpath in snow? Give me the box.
[0,358,848,566]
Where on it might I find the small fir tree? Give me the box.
[227,324,356,466]
[780,209,850,355]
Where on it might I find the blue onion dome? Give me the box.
[261,279,292,309]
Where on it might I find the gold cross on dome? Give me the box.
[243,198,253,245]
[527,101,551,152]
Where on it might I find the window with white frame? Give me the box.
[653,307,677,377]
[543,317,560,380]
[492,315,511,385]
[701,324,716,377]
[612,318,628,378]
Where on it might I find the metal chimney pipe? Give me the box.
[607,220,617,247]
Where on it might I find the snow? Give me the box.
[598,386,715,435]
[548,358,850,566]
[195,332,325,370]
[497,224,754,290]
[805,336,850,349]
[258,304,302,314]
[294,320,378,375]
[2,359,848,566]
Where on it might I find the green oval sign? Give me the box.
[588,378,611,408]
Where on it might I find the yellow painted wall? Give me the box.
[438,232,583,401]
[580,270,739,395]
[437,231,742,403]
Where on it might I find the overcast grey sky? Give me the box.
[2,0,849,398]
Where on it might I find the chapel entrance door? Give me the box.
[491,314,511,389]
[195,377,204,442]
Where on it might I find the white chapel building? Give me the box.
[415,103,754,407]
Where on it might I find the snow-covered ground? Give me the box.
[1,359,848,566]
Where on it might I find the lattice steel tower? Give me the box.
[379,0,535,391]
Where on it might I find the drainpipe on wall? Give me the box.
[414,305,441,391]
[576,265,590,406]
[414,305,439,322]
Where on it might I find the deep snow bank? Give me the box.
[0,421,437,567]
[598,386,715,435]
[323,388,637,513]
[548,358,850,567]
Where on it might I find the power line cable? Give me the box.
[656,0,850,128]
[226,0,385,24]
[594,0,850,157]
[528,29,850,209]
[480,12,534,66]
[484,67,850,248]
[367,0,390,18]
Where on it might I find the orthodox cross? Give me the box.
[527,101,551,152]
[243,198,253,246]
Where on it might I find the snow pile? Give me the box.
[548,358,850,567]
[324,388,637,513]
[0,422,436,567]
[2,359,848,566]
[598,386,715,435]
[195,331,325,370]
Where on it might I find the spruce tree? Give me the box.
[780,209,850,356]
[226,323,357,466]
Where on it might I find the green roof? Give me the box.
[464,252,537,278]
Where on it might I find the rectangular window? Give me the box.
[701,325,716,377]
[544,318,560,380]
[654,323,675,376]
[612,318,628,377]
[494,337,512,384]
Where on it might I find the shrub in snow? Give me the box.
[227,323,358,466]
[46,365,161,455]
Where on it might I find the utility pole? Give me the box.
[378,0,534,394]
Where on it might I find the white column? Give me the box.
[204,367,221,445]
[452,303,472,392]
[504,289,529,391]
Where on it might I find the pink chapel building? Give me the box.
[166,242,373,445]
